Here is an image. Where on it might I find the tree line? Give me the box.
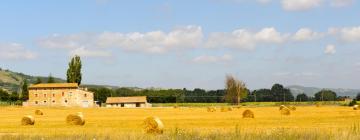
[88,83,353,104]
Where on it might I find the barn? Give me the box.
[106,96,152,108]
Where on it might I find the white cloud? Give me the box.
[324,44,336,55]
[292,28,322,41]
[330,26,360,42]
[96,25,203,54]
[206,27,287,50]
[281,0,323,11]
[69,47,112,58]
[38,26,203,54]
[192,54,233,63]
[330,0,353,7]
[0,43,37,60]
[255,27,286,43]
[37,33,95,49]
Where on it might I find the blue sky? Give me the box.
[0,0,359,90]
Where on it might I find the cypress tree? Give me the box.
[66,55,82,85]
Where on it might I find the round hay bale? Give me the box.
[279,105,286,110]
[242,109,254,118]
[143,116,164,134]
[220,106,228,112]
[280,107,291,115]
[353,105,359,110]
[207,107,216,112]
[173,104,179,109]
[66,113,85,125]
[21,115,35,125]
[35,109,43,115]
[315,102,321,107]
[289,106,296,111]
[228,107,233,111]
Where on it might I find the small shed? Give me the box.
[105,96,151,108]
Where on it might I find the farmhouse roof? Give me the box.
[29,83,79,89]
[106,96,147,104]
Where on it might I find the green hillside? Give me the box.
[0,68,65,93]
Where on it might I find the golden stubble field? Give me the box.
[1,106,360,139]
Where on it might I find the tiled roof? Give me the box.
[106,96,147,103]
[29,83,79,89]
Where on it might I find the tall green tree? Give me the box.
[296,93,309,102]
[0,88,9,101]
[271,83,294,102]
[67,55,82,85]
[356,93,360,101]
[9,92,19,102]
[314,89,337,101]
[47,74,55,83]
[35,77,42,84]
[224,75,248,105]
[21,79,29,101]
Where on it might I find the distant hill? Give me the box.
[0,68,65,92]
[287,85,360,97]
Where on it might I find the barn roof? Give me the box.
[29,83,79,89]
[106,96,147,103]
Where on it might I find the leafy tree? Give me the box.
[21,79,29,101]
[349,99,357,106]
[356,93,360,101]
[9,92,19,102]
[35,77,42,84]
[250,89,273,102]
[271,83,294,102]
[47,74,55,83]
[224,75,248,105]
[67,55,82,85]
[89,88,113,104]
[296,93,309,102]
[314,89,337,101]
[0,89,9,101]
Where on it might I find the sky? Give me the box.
[0,0,359,90]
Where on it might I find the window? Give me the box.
[62,92,65,97]
[136,103,140,107]
[35,94,38,97]
[84,94,87,97]
[35,101,38,104]
[52,100,55,103]
[44,101,47,103]
[44,94,47,97]
[65,100,68,103]
[121,103,124,107]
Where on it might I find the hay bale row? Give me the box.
[242,109,254,118]
[353,105,359,110]
[289,106,296,111]
[280,107,291,115]
[207,107,216,112]
[143,116,164,134]
[35,109,43,115]
[279,105,296,111]
[21,115,35,125]
[220,106,233,112]
[66,112,85,125]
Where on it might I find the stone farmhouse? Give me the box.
[106,96,152,108]
[25,83,94,108]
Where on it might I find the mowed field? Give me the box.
[1,105,360,140]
